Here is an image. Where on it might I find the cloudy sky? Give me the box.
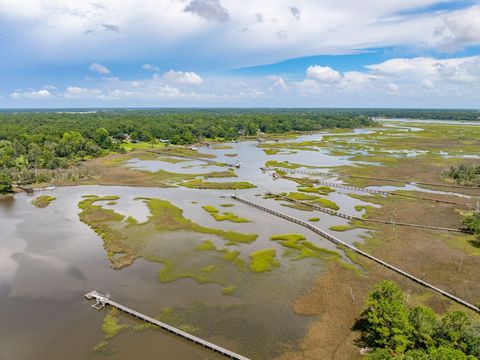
[1,0,480,108]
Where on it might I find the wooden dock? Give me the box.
[84,291,249,360]
[267,192,467,233]
[264,167,475,206]
[264,167,480,191]
[231,194,480,314]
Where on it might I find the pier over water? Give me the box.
[85,291,250,360]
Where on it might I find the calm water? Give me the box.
[0,185,361,360]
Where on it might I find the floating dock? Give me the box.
[84,291,249,360]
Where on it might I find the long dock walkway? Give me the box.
[265,167,479,191]
[267,192,467,233]
[264,167,475,206]
[231,195,480,314]
[84,291,249,360]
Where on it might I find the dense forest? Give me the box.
[0,110,373,191]
[2,108,479,121]
[360,280,480,359]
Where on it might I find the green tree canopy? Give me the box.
[359,280,480,358]
[0,171,12,193]
[361,280,413,353]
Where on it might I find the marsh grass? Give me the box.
[220,249,245,269]
[210,145,233,150]
[263,148,281,155]
[270,234,340,261]
[120,141,166,151]
[248,249,280,273]
[281,203,314,211]
[202,170,237,178]
[158,260,217,284]
[311,197,340,210]
[194,240,217,251]
[275,192,339,211]
[202,205,250,223]
[102,308,127,339]
[329,225,355,232]
[285,192,321,201]
[84,150,240,188]
[265,160,301,169]
[78,195,258,270]
[201,265,217,273]
[297,185,334,195]
[154,156,189,164]
[224,231,257,244]
[154,147,217,159]
[92,340,108,353]
[222,286,236,295]
[181,179,256,189]
[32,195,56,208]
[126,216,138,225]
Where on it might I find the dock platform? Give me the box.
[84,291,249,360]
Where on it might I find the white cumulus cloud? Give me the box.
[435,6,480,52]
[268,75,288,90]
[162,70,203,86]
[306,65,342,83]
[64,86,102,98]
[142,64,160,71]
[367,55,480,83]
[89,62,111,74]
[11,89,50,99]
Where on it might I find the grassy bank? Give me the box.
[32,195,56,208]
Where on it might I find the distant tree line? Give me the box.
[359,280,480,359]
[326,108,480,121]
[2,108,478,120]
[0,111,373,191]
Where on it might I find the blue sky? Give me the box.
[1,0,480,108]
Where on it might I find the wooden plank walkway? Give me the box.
[265,167,480,191]
[288,176,472,206]
[231,195,480,314]
[264,167,475,206]
[267,192,467,233]
[283,175,390,197]
[84,291,250,360]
